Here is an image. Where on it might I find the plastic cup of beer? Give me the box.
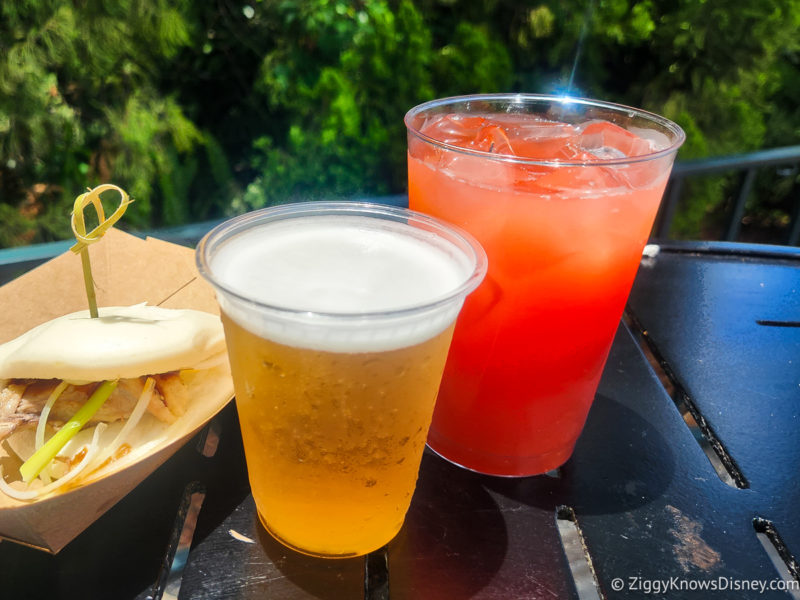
[406,94,684,477]
[196,202,486,558]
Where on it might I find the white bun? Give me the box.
[0,305,226,381]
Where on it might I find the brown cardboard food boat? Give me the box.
[0,229,234,553]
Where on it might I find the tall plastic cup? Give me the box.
[405,94,684,476]
[196,202,486,557]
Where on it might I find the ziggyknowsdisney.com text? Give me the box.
[610,575,799,594]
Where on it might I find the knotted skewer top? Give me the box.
[70,184,134,317]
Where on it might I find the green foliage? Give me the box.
[104,91,204,227]
[1,0,799,245]
[0,0,231,242]
[503,0,800,238]
[235,0,512,212]
[433,22,513,96]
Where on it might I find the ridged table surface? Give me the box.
[1,241,798,599]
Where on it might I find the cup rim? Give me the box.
[195,201,488,321]
[404,93,686,167]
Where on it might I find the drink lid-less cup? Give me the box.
[406,94,685,477]
[196,201,486,557]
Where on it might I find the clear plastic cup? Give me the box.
[196,202,486,557]
[406,94,684,476]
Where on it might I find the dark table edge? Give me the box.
[650,239,800,260]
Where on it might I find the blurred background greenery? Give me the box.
[1,0,799,247]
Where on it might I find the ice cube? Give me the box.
[585,144,628,160]
[629,126,671,152]
[437,150,517,189]
[419,114,488,146]
[525,163,630,195]
[508,116,575,141]
[554,141,597,162]
[474,124,515,155]
[577,120,652,158]
[505,116,579,160]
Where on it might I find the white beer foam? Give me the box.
[210,215,472,353]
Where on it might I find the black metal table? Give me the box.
[1,241,798,599]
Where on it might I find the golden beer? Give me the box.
[196,203,486,558]
[222,313,455,557]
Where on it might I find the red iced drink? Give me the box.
[406,95,684,476]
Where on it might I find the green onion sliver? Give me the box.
[19,380,118,483]
[34,380,69,484]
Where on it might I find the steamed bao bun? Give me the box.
[0,304,227,383]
